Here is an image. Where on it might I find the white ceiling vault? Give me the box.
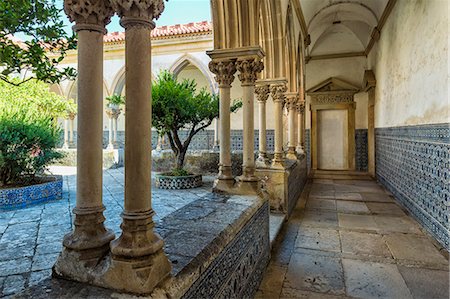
[296,0,389,56]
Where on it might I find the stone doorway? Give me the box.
[317,109,348,170]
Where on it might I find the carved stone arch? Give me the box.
[65,78,111,102]
[259,0,274,79]
[49,84,64,96]
[169,54,216,93]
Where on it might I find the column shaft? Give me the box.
[240,84,256,180]
[113,117,118,144]
[108,116,114,149]
[271,82,287,168]
[63,119,69,149]
[219,87,232,178]
[255,84,269,167]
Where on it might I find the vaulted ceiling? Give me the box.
[297,0,389,56]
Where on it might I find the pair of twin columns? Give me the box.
[54,0,172,294]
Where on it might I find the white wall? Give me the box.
[369,0,449,128]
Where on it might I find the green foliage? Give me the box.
[152,70,241,170]
[106,94,125,106]
[165,168,191,177]
[0,0,77,85]
[0,79,71,186]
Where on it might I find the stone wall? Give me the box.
[375,123,449,250]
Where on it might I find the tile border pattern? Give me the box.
[182,201,270,299]
[376,123,449,250]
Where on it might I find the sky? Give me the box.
[57,0,212,33]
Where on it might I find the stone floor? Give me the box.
[256,171,449,299]
[0,166,215,297]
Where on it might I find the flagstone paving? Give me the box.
[256,171,449,299]
[0,166,214,297]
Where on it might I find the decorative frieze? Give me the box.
[310,92,355,105]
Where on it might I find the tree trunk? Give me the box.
[176,148,187,170]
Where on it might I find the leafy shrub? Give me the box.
[0,79,70,186]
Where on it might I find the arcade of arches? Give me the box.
[18,0,449,297]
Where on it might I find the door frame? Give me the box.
[311,101,356,170]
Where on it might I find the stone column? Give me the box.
[208,59,237,190]
[107,0,171,293]
[213,117,219,150]
[296,101,305,154]
[255,83,270,167]
[113,115,118,145]
[55,0,115,273]
[63,118,70,149]
[69,112,75,148]
[106,111,114,150]
[285,93,298,160]
[236,57,264,188]
[270,82,287,168]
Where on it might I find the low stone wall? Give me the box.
[159,194,270,299]
[0,176,63,210]
[257,155,307,215]
[55,149,123,169]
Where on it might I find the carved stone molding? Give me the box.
[236,59,264,86]
[64,0,114,32]
[111,0,165,28]
[270,83,287,103]
[105,107,121,119]
[285,94,298,111]
[296,101,305,113]
[209,60,237,88]
[255,85,270,103]
[310,93,355,105]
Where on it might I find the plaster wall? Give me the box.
[304,57,367,129]
[368,0,449,127]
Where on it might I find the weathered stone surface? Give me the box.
[365,202,406,216]
[295,227,341,252]
[301,211,338,229]
[306,198,336,211]
[342,259,413,299]
[336,200,369,214]
[284,253,345,295]
[338,213,378,232]
[384,234,448,266]
[397,265,450,299]
[373,215,422,234]
[340,231,391,258]
[359,192,394,202]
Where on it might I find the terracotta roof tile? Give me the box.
[104,20,212,43]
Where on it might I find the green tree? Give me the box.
[0,0,77,86]
[0,79,73,185]
[152,71,241,171]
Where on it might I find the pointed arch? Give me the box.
[169,54,216,93]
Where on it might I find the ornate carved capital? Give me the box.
[64,0,114,32]
[68,112,77,120]
[296,101,305,114]
[236,59,264,85]
[285,94,298,111]
[208,60,237,88]
[255,84,270,103]
[106,107,122,119]
[111,0,165,28]
[270,83,287,103]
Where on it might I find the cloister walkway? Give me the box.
[256,171,449,299]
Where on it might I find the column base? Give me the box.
[62,207,115,253]
[62,142,69,150]
[256,153,270,168]
[213,177,236,193]
[286,147,297,160]
[53,247,171,295]
[110,211,165,258]
[106,143,115,150]
[271,152,285,169]
[217,165,233,180]
[234,179,260,195]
